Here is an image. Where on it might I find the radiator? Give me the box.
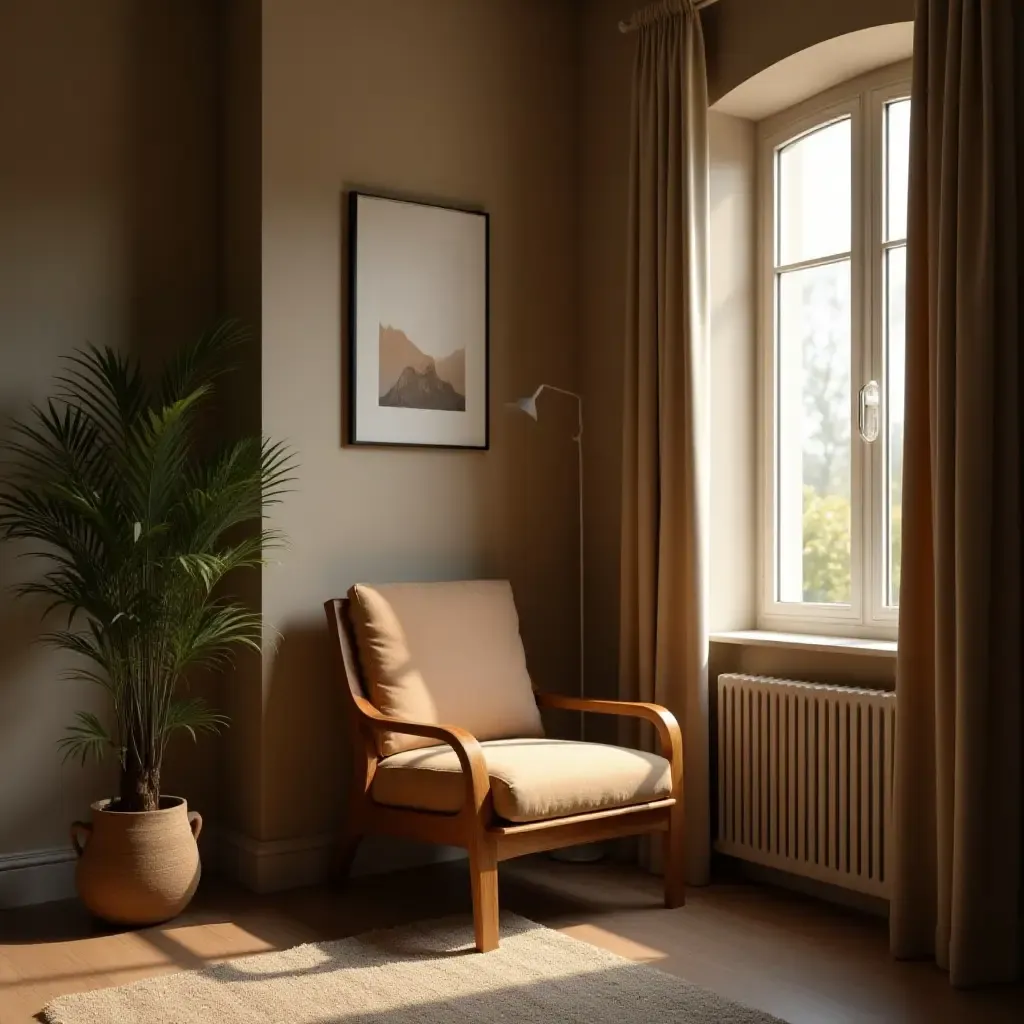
[716,673,896,898]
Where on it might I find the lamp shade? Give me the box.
[510,395,539,420]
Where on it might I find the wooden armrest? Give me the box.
[358,703,492,815]
[533,692,683,781]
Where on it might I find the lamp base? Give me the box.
[549,842,606,864]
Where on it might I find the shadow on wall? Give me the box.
[0,483,59,849]
[0,0,220,853]
[0,404,121,849]
[118,1,221,817]
[261,621,350,841]
[0,600,39,693]
[0,409,42,681]
[122,1,219,366]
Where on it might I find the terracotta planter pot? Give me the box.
[70,796,202,926]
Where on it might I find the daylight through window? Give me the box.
[759,68,910,637]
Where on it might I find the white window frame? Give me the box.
[757,62,912,640]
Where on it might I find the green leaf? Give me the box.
[0,321,294,795]
[161,697,229,744]
[159,318,249,407]
[55,346,148,445]
[57,711,115,766]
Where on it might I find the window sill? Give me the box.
[709,630,897,658]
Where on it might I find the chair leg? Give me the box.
[663,804,686,909]
[468,839,499,952]
[337,829,363,886]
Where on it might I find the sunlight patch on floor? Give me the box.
[139,921,293,966]
[558,922,666,963]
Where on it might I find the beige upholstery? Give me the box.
[371,738,673,823]
[348,581,545,757]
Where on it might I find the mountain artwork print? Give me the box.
[348,192,488,448]
[378,325,465,412]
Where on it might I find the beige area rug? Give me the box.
[42,913,785,1023]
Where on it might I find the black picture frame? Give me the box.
[347,190,490,450]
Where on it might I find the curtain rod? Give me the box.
[619,0,721,33]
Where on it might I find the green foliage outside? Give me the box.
[802,486,851,604]
[801,485,902,606]
[795,266,903,608]
[890,502,902,603]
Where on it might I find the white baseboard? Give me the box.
[215,829,338,893]
[0,846,77,909]
[0,832,468,907]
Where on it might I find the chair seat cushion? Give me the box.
[348,581,544,757]
[371,738,672,823]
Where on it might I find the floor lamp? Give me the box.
[508,384,585,738]
[509,386,601,863]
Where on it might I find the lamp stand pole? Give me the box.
[574,397,585,743]
[530,387,603,864]
[519,385,585,737]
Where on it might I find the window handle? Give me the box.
[859,381,880,443]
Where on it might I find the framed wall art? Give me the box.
[348,191,489,449]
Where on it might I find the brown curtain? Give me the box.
[891,0,1023,987]
[619,0,710,886]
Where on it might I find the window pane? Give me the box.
[886,245,906,606]
[886,99,911,241]
[776,259,852,604]
[778,118,852,266]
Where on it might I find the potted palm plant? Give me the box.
[0,321,293,925]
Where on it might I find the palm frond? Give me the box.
[58,666,117,693]
[172,601,263,675]
[16,571,104,623]
[0,321,294,805]
[54,346,148,444]
[260,439,298,506]
[41,628,109,668]
[174,534,267,592]
[3,401,104,485]
[0,488,107,561]
[124,385,211,527]
[160,697,229,744]
[180,437,296,554]
[57,711,116,766]
[159,318,249,406]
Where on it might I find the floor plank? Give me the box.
[0,857,1020,1023]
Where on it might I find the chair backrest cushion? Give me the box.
[348,580,545,757]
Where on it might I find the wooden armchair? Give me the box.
[324,584,685,953]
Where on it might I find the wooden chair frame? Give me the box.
[325,598,685,952]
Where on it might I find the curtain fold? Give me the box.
[890,0,1023,987]
[619,0,711,886]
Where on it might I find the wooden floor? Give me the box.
[1,857,1021,1023]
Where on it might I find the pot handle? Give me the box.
[70,821,92,857]
[188,811,203,842]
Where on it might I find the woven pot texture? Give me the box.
[70,795,202,926]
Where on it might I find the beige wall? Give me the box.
[578,0,914,706]
[218,0,267,843]
[702,0,915,104]
[0,0,582,876]
[707,112,757,633]
[578,0,633,719]
[255,0,580,844]
[0,1,220,855]
[710,643,896,694]
[0,0,916,878]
